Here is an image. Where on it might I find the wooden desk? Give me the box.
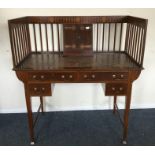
[8,16,148,144]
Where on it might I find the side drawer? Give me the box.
[105,83,127,96]
[28,83,52,96]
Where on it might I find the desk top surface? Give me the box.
[15,52,142,71]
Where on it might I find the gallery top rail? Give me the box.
[8,16,147,27]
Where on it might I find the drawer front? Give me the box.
[54,72,77,82]
[105,83,127,96]
[108,72,128,81]
[28,83,52,96]
[29,73,53,82]
[28,72,77,82]
[79,72,128,82]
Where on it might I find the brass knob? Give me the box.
[92,74,95,78]
[34,87,37,91]
[112,87,115,91]
[69,75,73,79]
[112,74,116,78]
[119,87,123,91]
[32,75,36,79]
[42,87,45,91]
[85,26,90,30]
[84,74,88,78]
[120,74,124,78]
[41,75,44,79]
[61,75,65,78]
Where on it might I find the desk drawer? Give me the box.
[105,83,127,96]
[29,73,52,81]
[28,72,77,82]
[28,83,52,96]
[79,72,128,82]
[53,72,77,82]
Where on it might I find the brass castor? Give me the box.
[30,141,35,145]
[122,140,127,145]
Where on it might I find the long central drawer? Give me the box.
[28,71,128,82]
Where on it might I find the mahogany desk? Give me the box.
[8,16,148,144]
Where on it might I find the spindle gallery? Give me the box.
[8,16,148,144]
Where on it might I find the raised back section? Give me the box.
[8,22,31,67]
[125,16,147,66]
[8,16,147,68]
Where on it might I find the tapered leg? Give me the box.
[122,83,132,144]
[113,96,117,114]
[40,96,44,114]
[25,84,35,144]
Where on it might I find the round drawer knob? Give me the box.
[34,87,37,91]
[42,87,45,91]
[69,75,73,79]
[120,74,124,78]
[61,75,65,78]
[85,26,90,30]
[91,74,95,78]
[112,74,116,78]
[112,87,115,91]
[119,87,123,91]
[32,75,37,79]
[41,75,45,79]
[84,74,88,78]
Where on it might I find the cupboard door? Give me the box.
[78,25,92,52]
[63,24,92,56]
